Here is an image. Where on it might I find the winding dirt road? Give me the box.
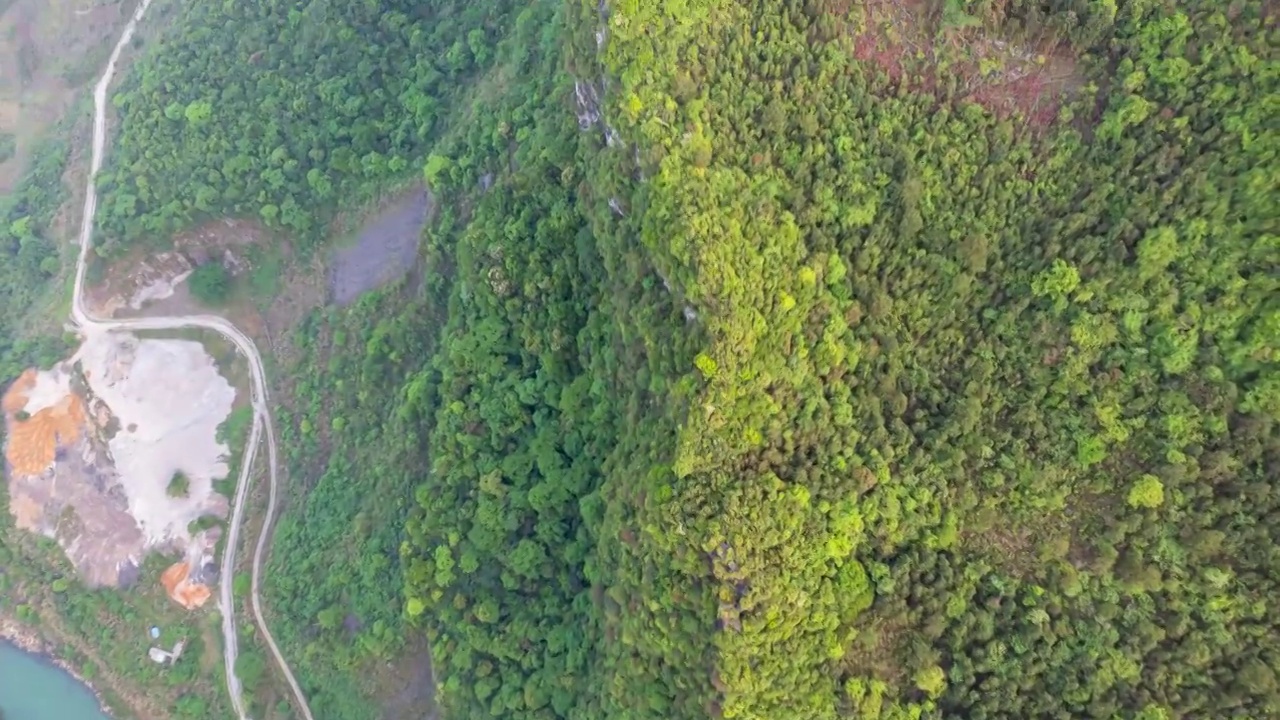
[73,2,313,719]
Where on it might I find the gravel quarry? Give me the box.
[2,331,235,592]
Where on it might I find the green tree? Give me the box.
[914,665,948,699]
[1128,474,1165,509]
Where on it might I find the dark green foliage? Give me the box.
[95,0,519,254]
[266,290,445,720]
[0,133,74,380]
[236,649,267,691]
[187,263,229,305]
[0,534,231,717]
[0,133,16,163]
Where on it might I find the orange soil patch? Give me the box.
[161,561,213,610]
[2,369,87,476]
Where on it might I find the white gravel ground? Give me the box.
[76,330,235,546]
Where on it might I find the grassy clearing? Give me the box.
[0,0,140,191]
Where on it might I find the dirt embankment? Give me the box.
[847,0,1083,129]
[87,218,267,319]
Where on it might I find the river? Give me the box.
[0,641,110,720]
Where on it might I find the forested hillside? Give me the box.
[95,0,518,253]
[91,0,1277,718]
[0,132,74,376]
[90,0,518,716]
[403,0,1278,718]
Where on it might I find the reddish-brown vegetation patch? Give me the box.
[843,0,1082,129]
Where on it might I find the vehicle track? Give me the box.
[73,3,313,719]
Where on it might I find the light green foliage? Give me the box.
[1128,474,1166,509]
[414,0,1270,717]
[694,351,718,378]
[182,100,212,125]
[423,154,454,190]
[913,665,947,699]
[1031,259,1081,302]
[1136,226,1180,279]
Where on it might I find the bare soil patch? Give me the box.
[381,643,439,720]
[85,217,328,384]
[329,188,432,306]
[87,217,271,317]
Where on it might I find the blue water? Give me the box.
[0,641,111,720]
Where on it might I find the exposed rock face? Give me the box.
[89,252,192,317]
[87,218,268,319]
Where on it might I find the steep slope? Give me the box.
[404,0,1277,718]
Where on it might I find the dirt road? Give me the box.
[72,3,313,719]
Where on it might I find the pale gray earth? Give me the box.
[329,190,431,305]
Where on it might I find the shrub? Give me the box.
[168,471,190,498]
[188,262,230,304]
[0,133,16,163]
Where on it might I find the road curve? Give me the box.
[73,3,314,720]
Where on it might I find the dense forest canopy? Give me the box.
[0,132,75,377]
[95,0,519,254]
[84,0,1279,718]
[403,0,1278,717]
